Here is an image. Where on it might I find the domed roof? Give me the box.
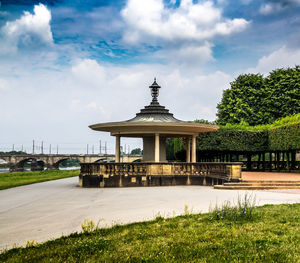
[89,79,219,137]
[126,78,184,123]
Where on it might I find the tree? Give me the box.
[216,66,300,126]
[130,148,142,155]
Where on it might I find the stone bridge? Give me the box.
[0,154,142,172]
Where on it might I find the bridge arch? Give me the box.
[53,158,81,170]
[93,158,111,163]
[0,157,8,163]
[15,157,45,172]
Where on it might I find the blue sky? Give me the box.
[1,0,300,153]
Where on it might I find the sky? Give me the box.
[0,0,300,154]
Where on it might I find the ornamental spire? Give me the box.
[149,77,161,105]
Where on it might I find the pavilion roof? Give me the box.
[89,79,219,136]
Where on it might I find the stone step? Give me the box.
[224,182,300,187]
[241,180,300,184]
[214,185,300,190]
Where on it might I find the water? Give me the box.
[59,166,80,170]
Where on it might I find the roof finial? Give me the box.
[149,78,161,105]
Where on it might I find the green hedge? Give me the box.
[195,114,300,153]
[166,114,300,157]
[269,123,300,151]
[198,129,268,152]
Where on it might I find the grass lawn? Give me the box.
[0,203,299,262]
[0,169,80,190]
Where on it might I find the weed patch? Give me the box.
[209,193,257,221]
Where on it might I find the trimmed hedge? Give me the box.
[195,114,300,152]
[269,123,300,151]
[198,129,268,152]
[166,114,300,158]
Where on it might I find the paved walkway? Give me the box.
[242,171,300,181]
[0,177,300,251]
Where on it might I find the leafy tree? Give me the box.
[0,151,27,155]
[130,148,142,155]
[194,119,216,125]
[265,66,300,122]
[216,66,300,126]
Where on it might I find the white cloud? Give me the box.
[246,46,300,74]
[121,0,249,44]
[0,4,53,54]
[71,59,107,87]
[0,56,232,153]
[259,3,285,15]
[155,43,214,66]
[259,0,300,15]
[0,78,9,90]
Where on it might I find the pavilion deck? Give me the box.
[79,162,242,187]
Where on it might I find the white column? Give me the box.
[186,137,191,163]
[155,133,160,162]
[192,134,197,162]
[115,135,120,163]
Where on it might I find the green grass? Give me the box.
[0,169,79,190]
[1,203,299,262]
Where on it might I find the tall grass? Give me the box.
[209,193,257,221]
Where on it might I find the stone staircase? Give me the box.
[214,180,300,190]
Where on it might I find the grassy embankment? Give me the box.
[1,202,299,262]
[0,169,79,190]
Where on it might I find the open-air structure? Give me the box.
[79,79,242,187]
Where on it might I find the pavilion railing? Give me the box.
[80,162,242,188]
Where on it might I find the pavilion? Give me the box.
[89,79,218,163]
[80,79,242,187]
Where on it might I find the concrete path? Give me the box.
[242,171,300,181]
[0,177,300,251]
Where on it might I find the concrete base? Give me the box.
[80,174,227,188]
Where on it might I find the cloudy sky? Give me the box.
[1,0,300,154]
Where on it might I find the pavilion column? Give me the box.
[115,135,120,163]
[155,133,160,163]
[191,134,197,162]
[186,137,191,163]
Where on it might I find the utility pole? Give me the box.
[21,145,23,152]
[49,144,51,154]
[105,142,107,155]
[32,140,35,154]
[99,140,101,155]
[92,145,94,154]
[87,144,89,155]
[41,141,44,154]
[12,144,14,151]
[57,145,58,155]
